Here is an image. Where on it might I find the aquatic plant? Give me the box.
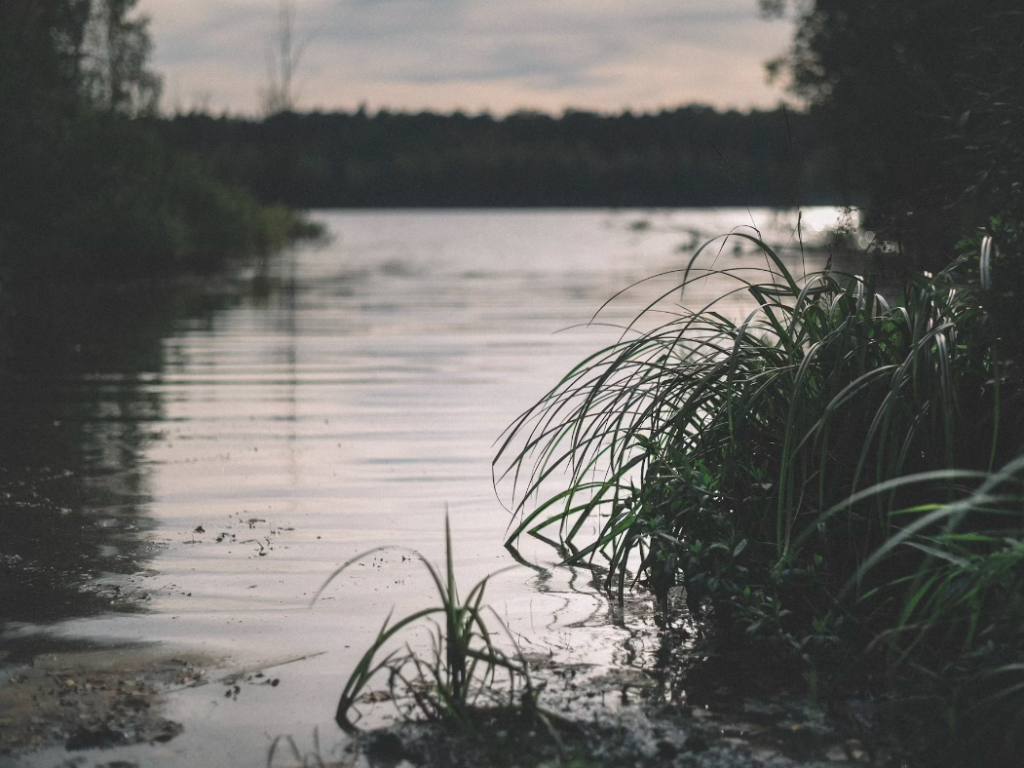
[267,728,331,768]
[495,233,1024,758]
[313,516,535,733]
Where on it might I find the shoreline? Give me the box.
[1,619,896,767]
[0,643,209,758]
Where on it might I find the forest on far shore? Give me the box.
[155,106,845,210]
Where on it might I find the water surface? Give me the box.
[0,208,854,766]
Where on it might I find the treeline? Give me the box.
[0,1,312,287]
[156,106,845,209]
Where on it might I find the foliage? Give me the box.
[761,0,1024,270]
[77,0,162,115]
[0,0,314,289]
[783,2,1019,260]
[313,517,535,734]
[495,234,1024,760]
[156,106,838,209]
[844,460,1024,764]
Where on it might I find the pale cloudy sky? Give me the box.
[139,0,795,116]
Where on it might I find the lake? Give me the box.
[0,208,855,766]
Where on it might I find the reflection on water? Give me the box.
[0,281,242,623]
[0,209,859,765]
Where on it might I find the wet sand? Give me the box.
[0,646,210,755]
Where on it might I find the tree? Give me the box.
[79,0,163,115]
[0,0,296,284]
[0,0,159,256]
[760,0,1024,268]
[0,1,90,272]
[0,0,160,118]
[259,0,304,116]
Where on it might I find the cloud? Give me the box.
[140,0,794,115]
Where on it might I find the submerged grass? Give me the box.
[495,234,1024,762]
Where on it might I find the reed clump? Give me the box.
[314,517,537,734]
[496,233,1024,763]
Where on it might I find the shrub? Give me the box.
[496,235,1024,759]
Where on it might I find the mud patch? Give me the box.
[0,645,208,756]
[334,694,893,768]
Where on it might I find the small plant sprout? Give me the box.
[312,515,537,733]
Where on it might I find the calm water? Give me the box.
[0,209,854,766]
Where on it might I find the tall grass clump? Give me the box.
[314,517,536,734]
[495,234,1024,759]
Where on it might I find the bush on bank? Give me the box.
[496,234,1024,764]
[0,1,318,291]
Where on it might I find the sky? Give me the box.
[138,0,796,117]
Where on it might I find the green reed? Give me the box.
[495,234,1024,758]
[313,516,533,734]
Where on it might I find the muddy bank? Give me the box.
[0,629,902,768]
[314,675,894,768]
[0,569,904,767]
[305,635,902,768]
[311,587,907,767]
[0,644,207,757]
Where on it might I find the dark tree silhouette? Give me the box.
[157,106,838,210]
[761,0,1024,269]
[0,0,304,286]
